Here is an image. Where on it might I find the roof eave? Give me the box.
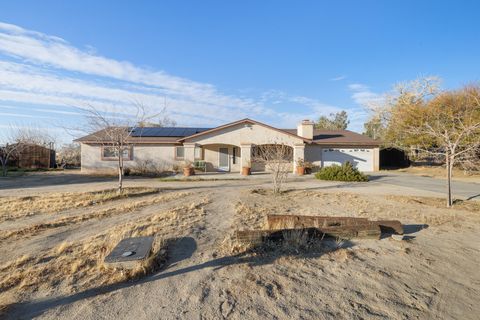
[178,118,311,143]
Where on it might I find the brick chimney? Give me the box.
[297,119,314,139]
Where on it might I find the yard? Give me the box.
[1,172,479,319]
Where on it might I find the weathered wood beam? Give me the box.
[266,215,403,235]
[235,224,381,244]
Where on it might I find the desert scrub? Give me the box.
[0,187,160,222]
[1,191,192,241]
[315,162,368,182]
[0,197,210,313]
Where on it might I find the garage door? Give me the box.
[322,148,374,172]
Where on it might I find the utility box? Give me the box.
[104,236,154,269]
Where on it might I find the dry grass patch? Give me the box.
[0,197,210,313]
[0,187,160,222]
[1,191,191,241]
[386,195,480,213]
[249,189,467,227]
[233,201,270,230]
[395,166,480,181]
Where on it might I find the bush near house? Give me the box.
[315,162,368,182]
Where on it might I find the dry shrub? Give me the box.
[326,247,355,263]
[249,188,269,195]
[0,197,210,311]
[233,201,270,230]
[0,187,160,222]
[282,229,310,251]
[1,191,191,241]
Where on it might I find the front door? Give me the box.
[218,147,230,171]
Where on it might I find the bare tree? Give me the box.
[0,126,55,177]
[363,115,385,140]
[386,83,480,207]
[362,76,442,148]
[0,142,22,177]
[252,143,293,194]
[80,102,167,193]
[57,143,81,168]
[136,106,176,127]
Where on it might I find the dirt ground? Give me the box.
[390,165,480,183]
[1,174,479,319]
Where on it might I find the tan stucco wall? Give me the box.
[80,143,178,174]
[80,125,379,174]
[373,147,380,172]
[186,123,304,146]
[203,144,241,172]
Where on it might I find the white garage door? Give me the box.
[322,148,374,172]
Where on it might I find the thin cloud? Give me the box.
[0,111,53,119]
[0,22,318,128]
[0,105,17,109]
[330,75,347,81]
[348,83,383,106]
[0,21,369,134]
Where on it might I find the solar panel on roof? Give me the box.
[130,127,211,137]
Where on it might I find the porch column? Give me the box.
[184,143,196,164]
[240,143,252,174]
[373,147,380,172]
[293,144,305,174]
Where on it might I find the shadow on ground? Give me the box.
[6,235,353,319]
[0,174,118,190]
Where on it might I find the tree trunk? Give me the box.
[446,154,453,207]
[1,161,6,177]
[118,155,123,194]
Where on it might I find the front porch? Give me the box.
[177,119,310,175]
[182,142,306,175]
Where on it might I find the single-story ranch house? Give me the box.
[76,118,381,174]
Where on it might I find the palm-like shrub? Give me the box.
[315,162,368,182]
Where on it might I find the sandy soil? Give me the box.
[391,166,480,183]
[1,176,479,320]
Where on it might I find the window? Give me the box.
[194,147,202,160]
[232,147,236,164]
[175,146,185,159]
[102,146,131,160]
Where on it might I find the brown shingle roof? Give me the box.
[281,129,381,146]
[75,123,380,146]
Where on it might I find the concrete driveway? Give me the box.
[368,172,480,200]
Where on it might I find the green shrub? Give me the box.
[315,162,368,182]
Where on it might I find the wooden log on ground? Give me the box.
[235,224,381,244]
[267,214,369,229]
[266,215,403,235]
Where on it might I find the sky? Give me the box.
[0,0,479,144]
